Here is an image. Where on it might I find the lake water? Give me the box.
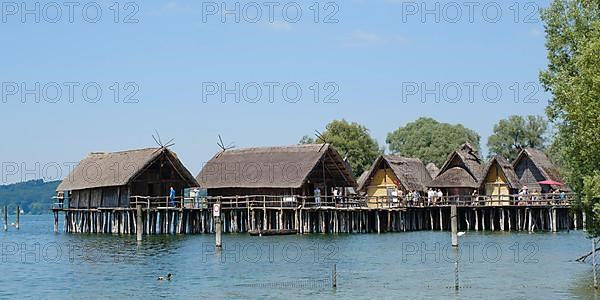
[0,215,597,299]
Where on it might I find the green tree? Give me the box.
[583,172,600,236]
[487,115,548,161]
[299,119,381,177]
[386,117,480,167]
[540,0,600,235]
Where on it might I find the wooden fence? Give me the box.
[123,193,576,210]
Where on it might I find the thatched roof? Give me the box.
[356,170,369,191]
[57,148,198,191]
[429,167,479,188]
[482,155,522,189]
[426,163,440,178]
[513,148,563,183]
[196,144,356,189]
[358,155,432,192]
[429,142,484,188]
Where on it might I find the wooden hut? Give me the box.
[357,155,432,207]
[56,147,198,208]
[196,144,356,198]
[513,148,568,193]
[480,155,522,205]
[426,163,440,178]
[428,142,484,196]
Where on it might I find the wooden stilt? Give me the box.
[16,205,20,230]
[136,205,143,241]
[451,205,458,247]
[3,205,7,231]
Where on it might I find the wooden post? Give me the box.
[451,205,458,247]
[594,238,598,289]
[376,211,380,234]
[332,264,337,288]
[3,205,7,231]
[53,211,59,233]
[136,205,143,241]
[552,208,557,232]
[528,209,533,232]
[215,216,222,248]
[482,210,486,231]
[499,208,504,231]
[215,203,222,249]
[246,199,251,231]
[454,260,459,291]
[508,209,512,231]
[16,205,20,230]
[263,196,267,231]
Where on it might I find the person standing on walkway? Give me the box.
[427,188,433,206]
[169,186,176,207]
[314,187,321,207]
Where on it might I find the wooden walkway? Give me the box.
[51,194,581,235]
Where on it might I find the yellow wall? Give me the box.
[483,162,510,205]
[365,167,401,207]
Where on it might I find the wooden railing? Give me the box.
[51,193,576,210]
[128,195,366,209]
[123,193,577,210]
[365,193,577,208]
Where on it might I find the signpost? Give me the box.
[214,203,222,249]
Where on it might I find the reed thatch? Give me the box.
[196,144,356,189]
[429,167,479,188]
[513,148,568,191]
[428,142,484,188]
[356,170,369,192]
[358,155,432,192]
[57,147,198,191]
[426,163,440,178]
[482,155,522,190]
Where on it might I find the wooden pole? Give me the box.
[53,211,59,233]
[454,260,459,290]
[3,205,7,231]
[136,205,143,241]
[332,264,337,288]
[263,196,267,231]
[594,238,598,289]
[376,211,380,234]
[215,216,222,248]
[451,205,458,247]
[16,205,20,230]
[552,208,557,232]
[528,209,533,232]
[215,202,222,248]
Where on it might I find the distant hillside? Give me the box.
[0,179,59,214]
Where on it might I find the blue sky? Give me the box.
[0,0,551,183]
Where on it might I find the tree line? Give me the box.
[300,115,548,177]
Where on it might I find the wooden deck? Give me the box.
[51,193,581,235]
